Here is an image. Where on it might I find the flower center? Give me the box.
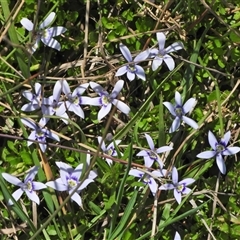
[128,64,136,73]
[24,180,33,192]
[216,143,225,154]
[143,175,151,184]
[106,147,114,156]
[176,183,185,193]
[101,95,111,107]
[67,177,78,190]
[147,150,158,161]
[175,106,183,117]
[36,129,46,142]
[42,28,52,41]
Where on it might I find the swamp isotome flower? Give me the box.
[46,156,97,207]
[89,80,130,121]
[20,12,67,54]
[129,167,167,196]
[21,82,42,111]
[197,131,240,174]
[159,167,195,204]
[40,80,68,125]
[150,32,184,71]
[2,166,46,205]
[115,44,149,81]
[97,136,122,165]
[61,80,91,119]
[137,133,173,168]
[21,118,60,152]
[163,91,198,133]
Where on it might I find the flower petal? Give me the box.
[39,143,47,152]
[129,169,143,178]
[115,66,128,77]
[222,131,231,146]
[171,167,178,184]
[144,156,154,168]
[46,179,68,191]
[2,173,22,186]
[148,178,158,196]
[69,104,85,118]
[78,179,94,191]
[126,71,135,81]
[90,82,108,96]
[174,231,181,240]
[119,43,132,62]
[72,163,84,181]
[10,188,24,205]
[216,154,226,174]
[145,133,155,150]
[152,57,163,71]
[24,166,39,182]
[163,54,175,71]
[134,49,149,62]
[156,146,173,154]
[56,162,73,184]
[98,104,112,120]
[136,150,148,157]
[61,79,71,95]
[170,117,181,133]
[165,42,184,53]
[178,178,195,186]
[111,80,124,99]
[175,91,182,106]
[39,12,55,29]
[159,183,175,190]
[47,26,67,37]
[32,181,47,190]
[135,65,146,81]
[182,116,198,129]
[174,189,182,204]
[156,32,166,51]
[69,191,82,206]
[41,37,61,51]
[183,98,196,114]
[112,100,130,115]
[223,147,240,155]
[163,102,176,116]
[98,136,106,151]
[196,150,216,159]
[88,97,102,106]
[25,190,40,204]
[208,131,218,150]
[21,118,37,130]
[20,18,33,31]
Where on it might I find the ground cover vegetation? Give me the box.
[0,0,240,239]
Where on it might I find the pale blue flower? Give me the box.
[129,167,167,196]
[137,133,173,168]
[159,167,195,204]
[2,166,46,205]
[21,118,60,152]
[46,154,97,207]
[40,80,69,125]
[21,12,67,54]
[89,80,130,121]
[197,131,240,174]
[150,32,183,71]
[163,91,198,133]
[60,79,91,119]
[115,44,149,81]
[21,83,42,112]
[97,136,122,165]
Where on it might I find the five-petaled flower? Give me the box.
[46,155,97,207]
[159,167,195,204]
[97,136,122,165]
[2,166,46,205]
[21,83,42,112]
[150,32,183,71]
[137,133,173,168]
[129,167,168,196]
[40,80,69,125]
[89,80,130,121]
[21,118,60,152]
[115,44,149,81]
[163,91,198,133]
[60,79,91,119]
[197,131,240,174]
[20,12,67,54]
